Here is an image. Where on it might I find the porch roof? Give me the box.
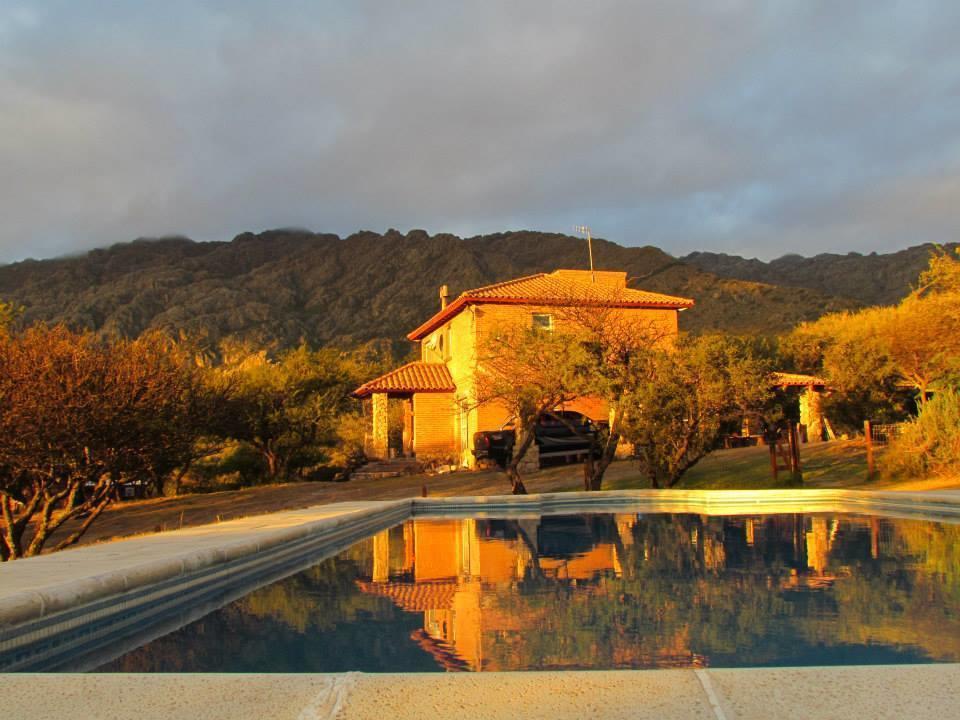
[772,372,828,389]
[352,361,456,398]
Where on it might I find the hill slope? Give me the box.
[682,243,957,306]
[0,229,870,349]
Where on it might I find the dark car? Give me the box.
[473,428,516,468]
[534,411,599,460]
[473,410,601,469]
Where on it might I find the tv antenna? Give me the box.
[574,225,596,283]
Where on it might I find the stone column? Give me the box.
[402,398,414,457]
[372,529,390,583]
[800,387,825,442]
[371,392,389,459]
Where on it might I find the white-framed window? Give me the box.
[532,313,554,332]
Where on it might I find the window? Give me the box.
[532,313,554,332]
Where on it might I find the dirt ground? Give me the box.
[48,440,959,550]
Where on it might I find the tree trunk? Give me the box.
[52,496,113,552]
[503,426,537,495]
[172,462,191,497]
[585,430,621,491]
[506,467,527,494]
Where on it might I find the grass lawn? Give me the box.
[602,439,959,491]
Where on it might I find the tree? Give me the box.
[218,343,358,481]
[0,327,208,560]
[555,301,673,490]
[621,335,772,488]
[474,325,588,494]
[782,248,960,428]
[473,284,677,493]
[0,300,19,329]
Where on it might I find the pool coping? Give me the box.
[2,665,960,719]
[1,488,959,669]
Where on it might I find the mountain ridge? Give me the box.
[0,229,943,350]
[682,242,958,307]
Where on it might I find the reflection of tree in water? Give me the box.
[99,541,440,672]
[100,514,960,673]
[482,515,960,670]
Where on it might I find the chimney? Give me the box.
[439,284,450,309]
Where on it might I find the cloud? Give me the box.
[1,1,959,262]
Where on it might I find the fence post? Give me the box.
[788,421,803,484]
[864,420,875,480]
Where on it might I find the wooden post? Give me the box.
[788,421,803,484]
[769,440,779,481]
[864,420,874,480]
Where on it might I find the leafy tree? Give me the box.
[621,334,772,487]
[218,343,359,481]
[0,327,208,560]
[474,325,588,494]
[556,302,673,491]
[0,300,19,329]
[885,389,960,479]
[783,249,960,428]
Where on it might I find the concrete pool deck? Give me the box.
[2,488,960,717]
[2,665,959,719]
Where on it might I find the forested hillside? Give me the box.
[683,242,959,307]
[2,229,933,351]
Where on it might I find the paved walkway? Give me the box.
[2,665,958,719]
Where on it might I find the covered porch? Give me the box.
[352,362,458,461]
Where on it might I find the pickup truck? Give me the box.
[473,411,601,469]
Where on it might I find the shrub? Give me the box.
[885,390,960,479]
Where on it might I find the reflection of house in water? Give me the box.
[357,514,890,671]
[358,517,634,670]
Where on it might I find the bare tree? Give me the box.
[0,327,208,559]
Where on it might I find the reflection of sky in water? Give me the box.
[99,513,960,672]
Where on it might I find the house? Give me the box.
[352,268,695,468]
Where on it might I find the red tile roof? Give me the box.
[352,361,455,398]
[772,372,828,388]
[408,270,695,340]
[356,581,458,611]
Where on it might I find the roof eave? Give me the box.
[407,296,694,340]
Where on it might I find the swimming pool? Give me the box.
[90,511,959,673]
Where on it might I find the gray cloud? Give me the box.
[1,1,959,262]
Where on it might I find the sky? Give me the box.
[1,1,959,263]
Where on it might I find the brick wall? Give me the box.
[413,392,457,458]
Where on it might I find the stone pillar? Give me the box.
[372,529,390,583]
[402,398,414,457]
[371,392,389,459]
[800,387,825,442]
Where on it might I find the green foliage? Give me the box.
[475,325,591,493]
[621,334,772,487]
[0,300,20,330]
[783,248,960,431]
[218,343,366,481]
[885,389,960,479]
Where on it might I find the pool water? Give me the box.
[98,513,960,672]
